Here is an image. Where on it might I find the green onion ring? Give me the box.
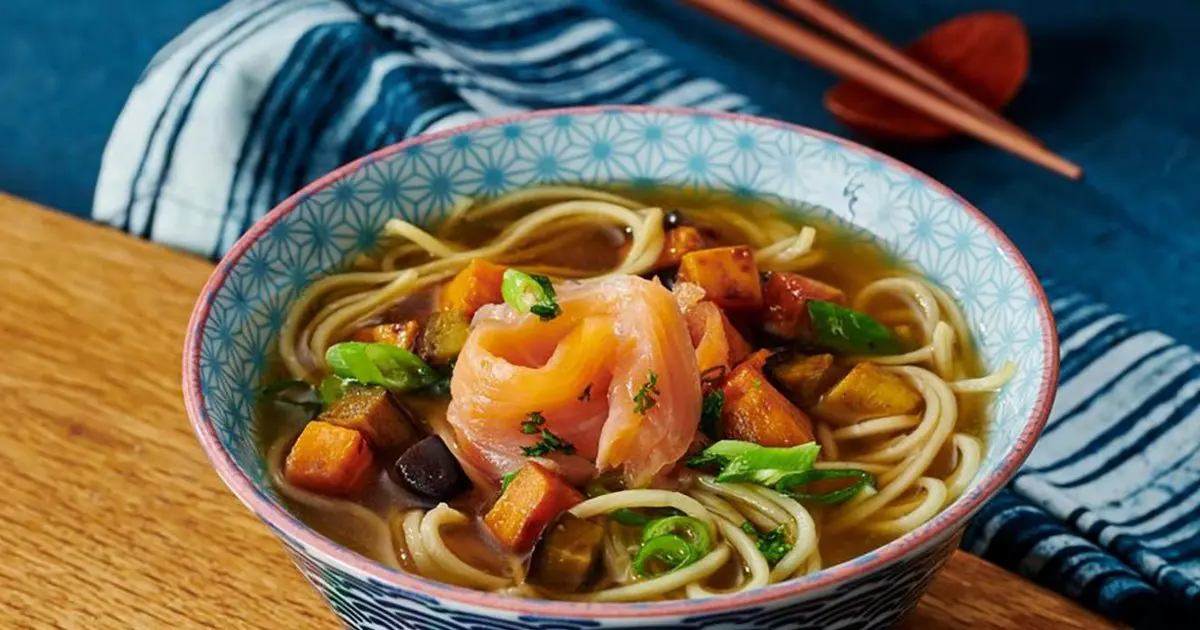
[632,534,699,578]
[775,468,875,504]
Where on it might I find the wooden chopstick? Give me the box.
[680,0,1082,179]
[776,0,1036,143]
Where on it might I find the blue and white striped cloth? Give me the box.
[94,1,1198,627]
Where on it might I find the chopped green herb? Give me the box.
[522,427,576,457]
[416,358,455,398]
[633,371,661,414]
[501,269,561,321]
[259,379,323,418]
[521,411,547,435]
[699,390,724,440]
[737,521,792,564]
[259,379,312,396]
[685,451,732,470]
[499,470,520,494]
[751,378,763,390]
[578,383,593,402]
[756,526,793,565]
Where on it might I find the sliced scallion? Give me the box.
[325,342,439,392]
[633,534,699,578]
[501,269,561,320]
[689,440,821,486]
[318,374,350,406]
[807,300,901,355]
[612,509,652,527]
[775,468,875,504]
[642,516,712,554]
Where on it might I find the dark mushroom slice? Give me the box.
[389,436,470,500]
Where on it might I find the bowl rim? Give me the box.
[183,105,1059,618]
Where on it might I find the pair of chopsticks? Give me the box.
[681,0,1082,180]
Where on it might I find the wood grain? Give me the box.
[0,193,1119,629]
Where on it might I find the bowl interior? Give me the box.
[189,106,1053,571]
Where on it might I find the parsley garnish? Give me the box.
[519,412,576,457]
[579,383,592,402]
[500,470,520,494]
[521,411,547,434]
[522,427,577,457]
[685,451,729,470]
[632,371,661,414]
[740,521,792,565]
[258,379,323,418]
[699,390,724,440]
[528,274,561,321]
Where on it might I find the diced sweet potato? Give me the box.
[656,226,707,268]
[418,309,470,365]
[318,385,419,451]
[440,258,507,317]
[761,272,846,339]
[484,462,584,553]
[769,354,844,408]
[815,362,923,424]
[678,246,763,310]
[350,320,421,350]
[285,421,375,497]
[721,352,815,447]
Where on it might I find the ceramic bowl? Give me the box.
[183,106,1058,629]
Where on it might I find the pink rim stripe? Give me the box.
[182,105,1059,618]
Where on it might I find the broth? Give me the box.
[258,186,995,598]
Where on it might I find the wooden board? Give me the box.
[0,193,1121,629]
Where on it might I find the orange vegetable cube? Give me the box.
[678,246,763,310]
[721,353,815,447]
[815,362,923,424]
[762,272,846,339]
[319,386,419,451]
[770,354,843,408]
[656,226,707,268]
[484,462,584,553]
[440,258,507,317]
[350,320,421,350]
[284,421,375,497]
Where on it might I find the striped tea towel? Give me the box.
[93,2,1198,627]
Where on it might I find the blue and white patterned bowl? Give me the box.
[183,106,1058,629]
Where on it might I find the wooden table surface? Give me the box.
[0,193,1121,629]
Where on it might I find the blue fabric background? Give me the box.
[1,0,1197,350]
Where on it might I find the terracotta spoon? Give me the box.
[824,11,1030,141]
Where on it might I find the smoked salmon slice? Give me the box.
[674,281,752,380]
[447,275,701,487]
